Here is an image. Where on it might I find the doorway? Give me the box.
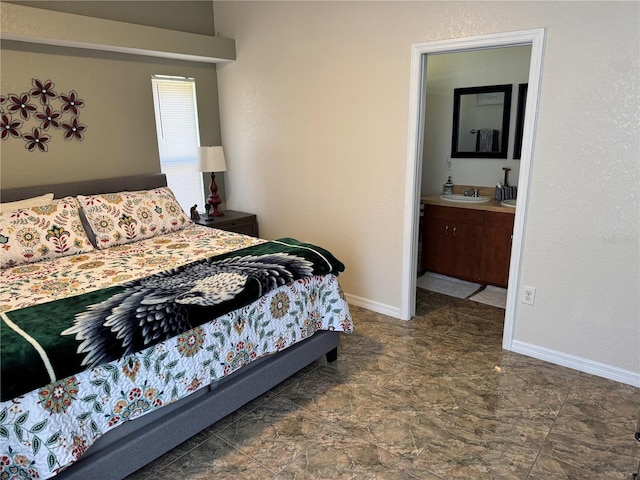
[400,29,546,352]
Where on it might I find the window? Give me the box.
[151,75,204,211]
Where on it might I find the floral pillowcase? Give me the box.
[0,196,95,269]
[0,192,54,213]
[76,187,191,249]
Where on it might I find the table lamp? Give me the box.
[197,146,227,219]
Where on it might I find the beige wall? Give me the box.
[1,1,637,383]
[6,1,216,35]
[0,1,222,190]
[213,1,640,381]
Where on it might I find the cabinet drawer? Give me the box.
[225,221,258,237]
[484,211,515,229]
[194,211,259,238]
[424,205,484,224]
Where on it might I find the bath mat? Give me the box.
[469,285,507,309]
[417,271,481,299]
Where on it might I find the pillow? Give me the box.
[77,187,191,249]
[0,196,95,269]
[0,193,55,213]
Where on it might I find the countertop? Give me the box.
[421,194,516,214]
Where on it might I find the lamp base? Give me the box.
[210,210,224,217]
[207,202,224,218]
[206,172,224,217]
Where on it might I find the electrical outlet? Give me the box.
[522,285,536,305]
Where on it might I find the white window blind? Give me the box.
[151,75,204,212]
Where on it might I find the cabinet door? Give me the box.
[450,222,484,282]
[422,217,451,274]
[480,226,513,287]
[481,212,515,287]
[422,206,485,281]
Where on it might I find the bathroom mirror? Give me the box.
[512,83,528,159]
[451,84,512,159]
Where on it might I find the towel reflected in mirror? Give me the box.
[476,129,500,152]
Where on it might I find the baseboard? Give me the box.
[511,340,640,388]
[344,293,401,319]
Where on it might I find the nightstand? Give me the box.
[193,210,259,237]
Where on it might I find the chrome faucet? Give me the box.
[464,188,479,197]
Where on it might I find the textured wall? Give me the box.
[0,1,221,189]
[214,1,639,378]
[6,0,215,35]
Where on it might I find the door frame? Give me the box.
[400,28,546,351]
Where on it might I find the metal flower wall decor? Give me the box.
[1,79,87,152]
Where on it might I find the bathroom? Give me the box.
[417,45,532,305]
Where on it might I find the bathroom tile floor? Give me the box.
[127,289,640,479]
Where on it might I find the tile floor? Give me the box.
[127,289,640,479]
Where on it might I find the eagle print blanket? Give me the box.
[0,238,344,401]
[1,275,352,480]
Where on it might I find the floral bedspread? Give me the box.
[0,225,353,480]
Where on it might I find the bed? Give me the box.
[0,174,353,480]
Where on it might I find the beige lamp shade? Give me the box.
[197,146,227,172]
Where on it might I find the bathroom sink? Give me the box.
[500,199,517,208]
[440,194,491,203]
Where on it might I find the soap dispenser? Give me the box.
[443,176,454,195]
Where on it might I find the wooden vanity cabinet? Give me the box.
[422,204,514,288]
[480,211,514,287]
[422,205,484,283]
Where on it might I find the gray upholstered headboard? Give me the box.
[1,174,168,203]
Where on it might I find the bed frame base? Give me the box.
[55,331,340,480]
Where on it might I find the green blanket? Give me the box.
[1,238,344,401]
